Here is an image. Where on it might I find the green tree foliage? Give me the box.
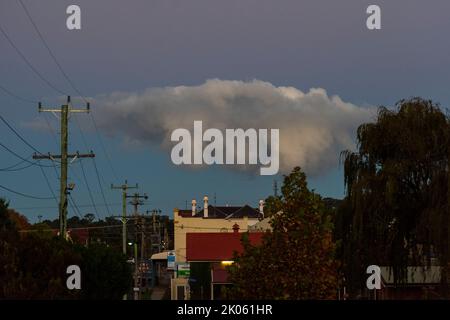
[0,198,132,299]
[226,167,338,299]
[337,98,450,296]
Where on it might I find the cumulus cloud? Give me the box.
[94,79,375,175]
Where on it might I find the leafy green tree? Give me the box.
[226,167,338,299]
[337,98,450,296]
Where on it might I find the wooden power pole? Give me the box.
[128,192,148,300]
[111,180,138,256]
[33,96,94,239]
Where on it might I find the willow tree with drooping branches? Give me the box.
[336,98,450,297]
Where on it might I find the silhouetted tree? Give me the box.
[337,98,450,297]
[226,167,338,299]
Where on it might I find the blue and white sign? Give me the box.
[167,251,176,270]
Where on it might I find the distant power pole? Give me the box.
[128,192,148,300]
[33,96,94,239]
[111,180,139,301]
[129,192,148,216]
[111,180,138,255]
[147,209,162,254]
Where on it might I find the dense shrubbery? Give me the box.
[0,199,132,299]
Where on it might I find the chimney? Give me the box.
[259,199,264,218]
[203,196,209,218]
[191,199,197,216]
[232,223,240,233]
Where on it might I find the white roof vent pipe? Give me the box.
[203,196,209,218]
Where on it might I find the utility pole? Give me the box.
[147,209,162,254]
[111,180,139,301]
[129,192,148,216]
[33,96,94,239]
[111,181,138,255]
[128,192,148,300]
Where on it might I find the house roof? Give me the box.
[186,232,264,261]
[179,205,261,219]
[67,228,89,244]
[151,251,171,260]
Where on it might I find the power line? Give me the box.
[19,224,125,233]
[0,141,54,168]
[18,0,85,102]
[17,0,120,193]
[0,113,58,169]
[34,97,94,239]
[72,112,90,151]
[40,113,61,181]
[0,183,54,200]
[0,114,60,207]
[38,161,58,205]
[79,158,100,220]
[0,114,42,154]
[0,84,38,104]
[73,103,120,191]
[92,157,112,216]
[72,113,114,224]
[6,2,119,231]
[68,193,83,219]
[14,202,123,210]
[90,113,120,182]
[0,22,66,95]
[0,159,30,171]
[71,113,106,220]
[0,161,35,172]
[41,113,58,146]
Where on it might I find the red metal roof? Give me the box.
[186,232,264,261]
[67,228,89,244]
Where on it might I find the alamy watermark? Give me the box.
[170,121,279,175]
[66,5,81,30]
[65,5,381,31]
[66,265,81,290]
[366,265,381,290]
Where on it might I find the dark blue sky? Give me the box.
[1,0,450,222]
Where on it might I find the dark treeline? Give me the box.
[0,199,132,299]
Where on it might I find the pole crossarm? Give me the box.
[32,151,95,160]
[34,96,92,239]
[38,96,90,113]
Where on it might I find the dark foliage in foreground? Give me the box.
[0,199,132,299]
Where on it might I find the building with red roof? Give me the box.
[185,225,264,300]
